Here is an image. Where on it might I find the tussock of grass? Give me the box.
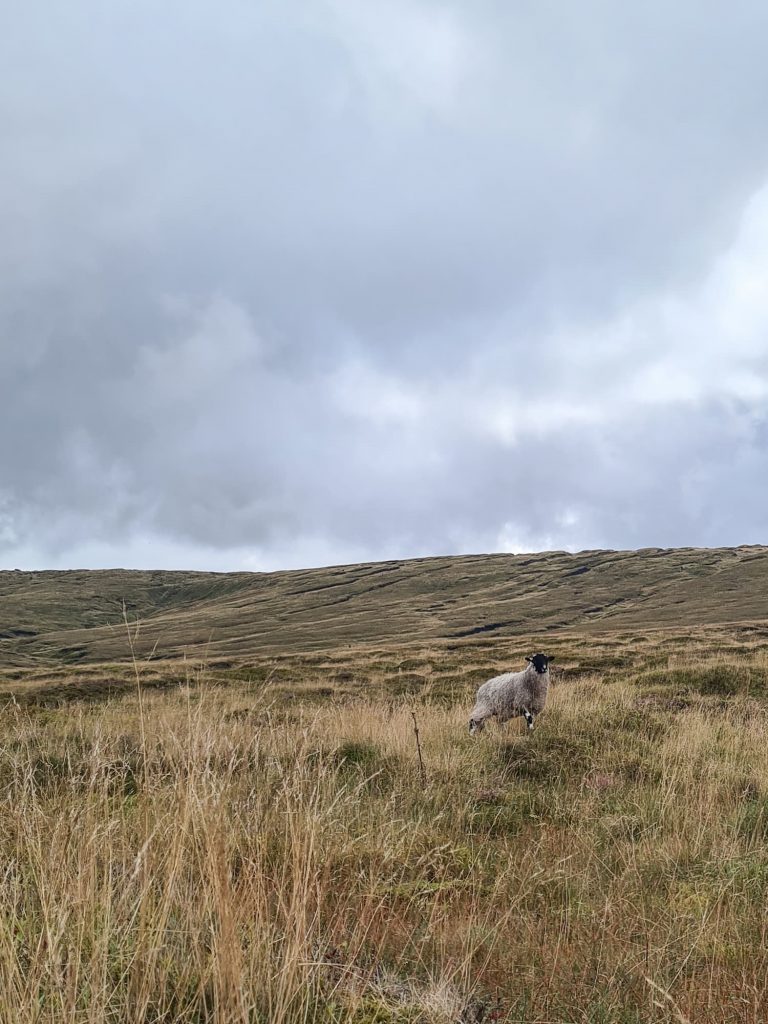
[640,662,768,696]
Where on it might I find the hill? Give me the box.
[3,548,768,1020]
[1,544,768,667]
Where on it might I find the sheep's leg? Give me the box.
[521,708,535,732]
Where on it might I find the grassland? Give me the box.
[2,621,768,1022]
[2,545,768,668]
[2,548,768,1022]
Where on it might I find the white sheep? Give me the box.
[468,653,554,734]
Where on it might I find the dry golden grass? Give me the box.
[3,633,768,1022]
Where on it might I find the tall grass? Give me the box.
[2,654,768,1022]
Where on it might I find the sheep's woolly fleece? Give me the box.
[469,654,552,734]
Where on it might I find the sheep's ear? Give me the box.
[548,656,555,663]
[525,656,533,663]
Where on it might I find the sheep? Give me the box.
[468,653,554,735]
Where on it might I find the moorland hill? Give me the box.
[1,545,767,667]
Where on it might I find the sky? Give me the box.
[3,0,768,572]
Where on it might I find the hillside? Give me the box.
[1,544,768,667]
[3,549,768,1020]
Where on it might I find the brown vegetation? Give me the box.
[2,626,768,1021]
[2,545,768,667]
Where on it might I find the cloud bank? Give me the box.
[3,1,768,569]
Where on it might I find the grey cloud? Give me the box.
[2,1,768,569]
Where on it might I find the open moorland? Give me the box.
[1,547,768,1023]
[2,545,768,669]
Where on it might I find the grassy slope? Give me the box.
[3,547,768,1021]
[3,635,768,1023]
[2,545,768,667]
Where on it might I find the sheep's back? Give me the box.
[483,669,549,713]
[477,672,516,697]
[479,671,524,712]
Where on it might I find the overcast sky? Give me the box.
[3,1,768,571]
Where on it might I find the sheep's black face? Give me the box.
[526,653,553,674]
